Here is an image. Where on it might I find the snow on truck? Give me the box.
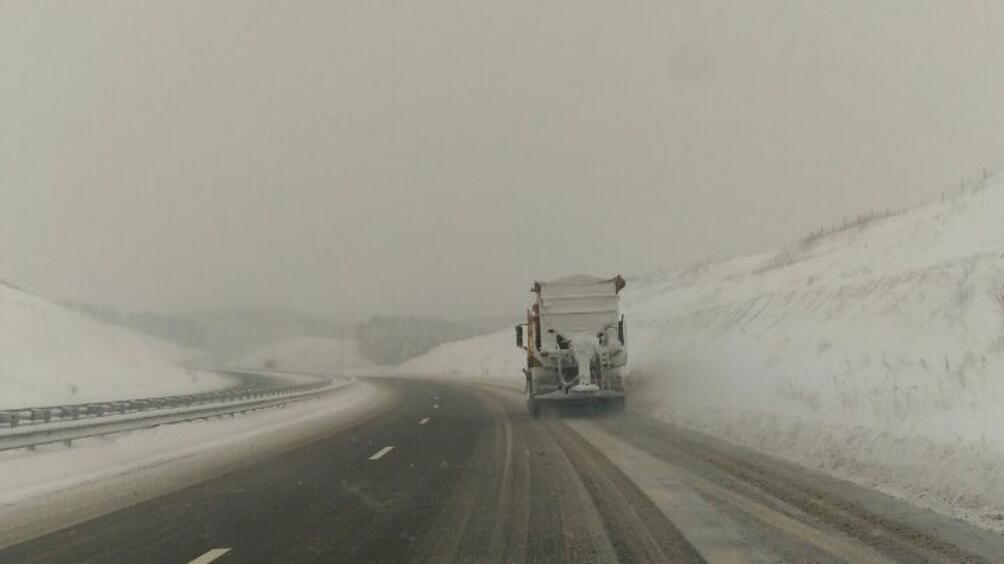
[515,275,627,416]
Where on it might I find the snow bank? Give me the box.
[625,180,1004,529]
[232,336,373,376]
[397,329,523,389]
[400,178,1004,530]
[0,283,230,409]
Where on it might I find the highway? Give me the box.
[2,378,1004,563]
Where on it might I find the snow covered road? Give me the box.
[0,379,389,549]
[3,377,1003,563]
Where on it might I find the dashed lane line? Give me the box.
[188,548,231,564]
[369,446,395,461]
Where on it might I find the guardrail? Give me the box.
[0,372,353,452]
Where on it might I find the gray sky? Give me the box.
[3,1,1004,320]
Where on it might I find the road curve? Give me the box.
[2,377,1003,563]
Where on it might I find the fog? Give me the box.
[3,1,1004,321]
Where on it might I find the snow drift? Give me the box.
[401,177,1004,530]
[0,282,231,409]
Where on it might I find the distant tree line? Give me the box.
[356,315,513,365]
[64,302,208,349]
[65,299,510,365]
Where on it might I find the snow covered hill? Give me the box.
[400,177,1004,530]
[0,283,231,409]
[398,329,519,386]
[624,179,1004,528]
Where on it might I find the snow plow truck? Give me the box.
[515,275,627,416]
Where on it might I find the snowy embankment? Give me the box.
[0,291,389,545]
[400,178,1004,531]
[0,283,231,409]
[398,330,522,388]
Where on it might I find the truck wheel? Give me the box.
[527,381,540,418]
[612,396,626,413]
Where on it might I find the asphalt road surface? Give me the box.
[3,378,1004,563]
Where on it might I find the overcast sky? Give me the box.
[3,1,1004,320]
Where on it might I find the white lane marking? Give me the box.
[419,417,430,425]
[433,404,439,409]
[188,548,231,564]
[369,446,395,460]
